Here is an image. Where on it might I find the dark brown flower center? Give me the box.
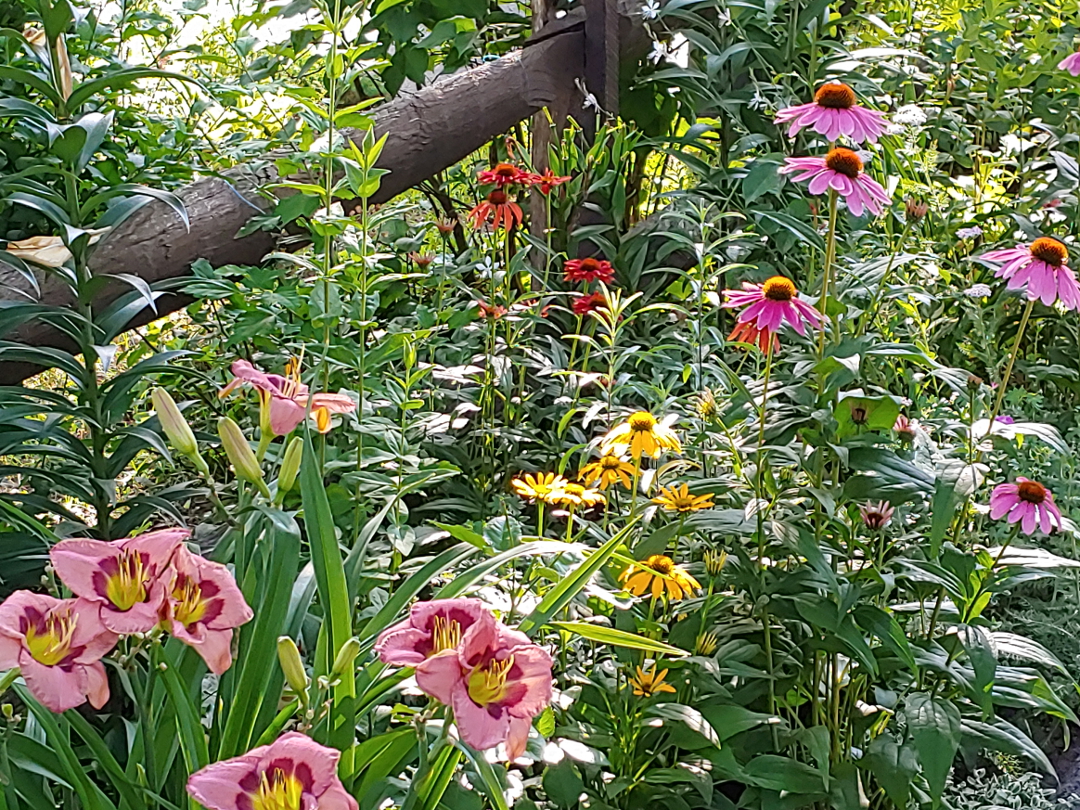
[814,82,857,109]
[1030,237,1068,267]
[762,276,797,302]
[825,147,863,179]
[488,190,508,205]
[1017,480,1047,504]
[493,163,518,179]
[601,456,622,469]
[578,258,601,273]
[645,555,675,575]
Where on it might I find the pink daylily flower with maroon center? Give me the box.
[50,528,187,634]
[221,359,357,436]
[416,618,553,760]
[375,598,493,667]
[187,731,357,810]
[161,547,253,675]
[0,592,117,713]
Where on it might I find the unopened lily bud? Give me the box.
[152,388,200,458]
[277,436,303,496]
[218,417,265,489]
[277,636,309,697]
[330,637,360,679]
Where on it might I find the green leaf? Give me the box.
[67,68,206,111]
[834,392,900,438]
[904,693,961,805]
[300,432,356,751]
[549,621,689,656]
[542,759,584,809]
[862,736,918,808]
[517,521,637,636]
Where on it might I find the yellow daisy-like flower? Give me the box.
[601,411,681,460]
[511,472,570,504]
[651,483,715,513]
[620,555,700,600]
[629,665,677,697]
[579,454,636,490]
[549,482,606,508]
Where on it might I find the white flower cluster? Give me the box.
[964,283,993,298]
[956,225,983,240]
[893,104,927,127]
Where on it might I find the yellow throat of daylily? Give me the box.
[172,576,208,628]
[251,769,303,810]
[467,656,515,706]
[24,611,77,667]
[105,548,150,611]
[431,616,462,656]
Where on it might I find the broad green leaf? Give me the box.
[904,693,961,805]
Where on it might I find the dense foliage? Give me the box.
[3,0,1080,808]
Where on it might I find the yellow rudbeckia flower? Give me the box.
[629,665,677,697]
[550,482,606,508]
[601,411,681,460]
[511,472,570,504]
[651,483,715,513]
[579,454,636,490]
[620,555,700,600]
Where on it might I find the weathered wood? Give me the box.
[0,0,649,384]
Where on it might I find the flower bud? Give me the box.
[703,549,728,576]
[330,637,360,679]
[277,636,309,697]
[152,388,199,458]
[277,436,303,496]
[904,197,928,222]
[218,417,265,488]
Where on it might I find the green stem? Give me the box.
[986,297,1035,435]
[816,189,840,360]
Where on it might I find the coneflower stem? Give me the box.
[628,455,643,521]
[986,297,1035,435]
[816,189,840,359]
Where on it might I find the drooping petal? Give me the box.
[452,682,511,752]
[19,650,88,713]
[414,650,465,705]
[268,396,307,436]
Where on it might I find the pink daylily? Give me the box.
[375,598,493,667]
[160,546,253,675]
[416,618,553,760]
[187,731,357,810]
[221,359,357,436]
[0,592,117,713]
[50,528,187,634]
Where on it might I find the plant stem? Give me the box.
[816,189,840,360]
[986,297,1035,434]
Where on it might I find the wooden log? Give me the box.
[0,0,648,384]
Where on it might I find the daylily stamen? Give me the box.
[467,655,515,706]
[251,768,303,810]
[25,610,78,667]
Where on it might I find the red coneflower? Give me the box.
[477,162,531,187]
[477,300,507,319]
[467,190,523,230]
[435,217,457,234]
[529,168,571,194]
[573,292,607,315]
[408,252,434,268]
[563,257,615,284]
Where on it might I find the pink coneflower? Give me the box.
[775,82,888,143]
[723,276,822,344]
[989,477,1063,535]
[780,148,891,217]
[978,237,1080,310]
[564,257,615,285]
[893,414,915,441]
[1060,51,1080,76]
[859,501,894,531]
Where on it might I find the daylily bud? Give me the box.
[152,388,199,458]
[218,418,266,490]
[277,436,303,496]
[277,636,309,697]
[330,637,360,679]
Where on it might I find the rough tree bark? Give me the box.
[0,0,648,384]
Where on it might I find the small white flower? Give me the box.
[748,89,768,111]
[641,0,661,19]
[885,123,906,136]
[893,104,927,127]
[717,8,731,25]
[956,225,983,240]
[583,91,600,111]
[649,40,670,64]
[964,283,993,298]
